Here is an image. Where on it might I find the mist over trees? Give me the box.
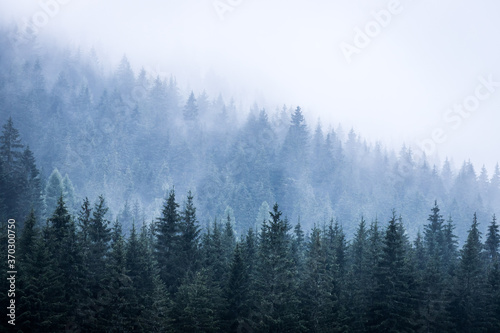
[1,28,499,240]
[1,26,500,332]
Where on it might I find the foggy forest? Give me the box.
[0,15,499,333]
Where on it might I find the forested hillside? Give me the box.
[0,179,499,331]
[1,28,499,239]
[1,26,500,332]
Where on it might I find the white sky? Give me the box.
[1,0,499,173]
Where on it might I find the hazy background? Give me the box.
[1,0,499,172]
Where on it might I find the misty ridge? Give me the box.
[2,18,500,332]
[0,25,499,242]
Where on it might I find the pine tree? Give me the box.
[17,209,39,330]
[324,218,349,328]
[101,220,136,332]
[0,117,24,220]
[348,217,371,331]
[155,189,183,293]
[202,218,226,284]
[485,214,499,263]
[368,211,419,332]
[171,269,222,332]
[17,222,58,332]
[450,213,487,332]
[183,91,199,122]
[18,146,44,221]
[421,201,449,332]
[442,216,459,276]
[224,243,252,331]
[222,212,237,269]
[44,168,64,218]
[62,173,76,214]
[292,221,306,274]
[280,106,309,179]
[39,195,80,331]
[300,226,342,332]
[486,261,500,332]
[255,203,301,332]
[127,221,171,331]
[85,195,112,330]
[0,117,23,167]
[484,215,500,332]
[424,200,444,258]
[179,191,201,275]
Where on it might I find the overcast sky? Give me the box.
[1,0,499,173]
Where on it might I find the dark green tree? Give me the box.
[0,117,24,220]
[449,213,487,332]
[255,203,301,332]
[155,189,182,293]
[224,243,252,332]
[368,211,419,332]
[485,214,499,263]
[171,269,222,332]
[348,217,371,331]
[179,191,201,275]
[300,226,342,332]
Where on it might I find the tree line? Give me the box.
[1,188,499,332]
[1,33,500,239]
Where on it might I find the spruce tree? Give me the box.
[485,214,499,263]
[421,201,448,332]
[255,203,300,332]
[179,191,201,275]
[348,217,371,331]
[224,243,252,331]
[300,226,341,332]
[44,168,64,218]
[171,269,222,332]
[18,146,44,221]
[0,117,24,220]
[368,211,419,332]
[183,91,199,122]
[450,213,487,332]
[155,189,182,293]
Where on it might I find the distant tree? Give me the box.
[18,146,44,220]
[280,106,309,179]
[62,173,76,214]
[485,214,500,263]
[255,201,270,231]
[44,168,64,218]
[114,55,135,94]
[0,117,24,219]
[489,163,500,200]
[0,117,23,171]
[183,91,199,122]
